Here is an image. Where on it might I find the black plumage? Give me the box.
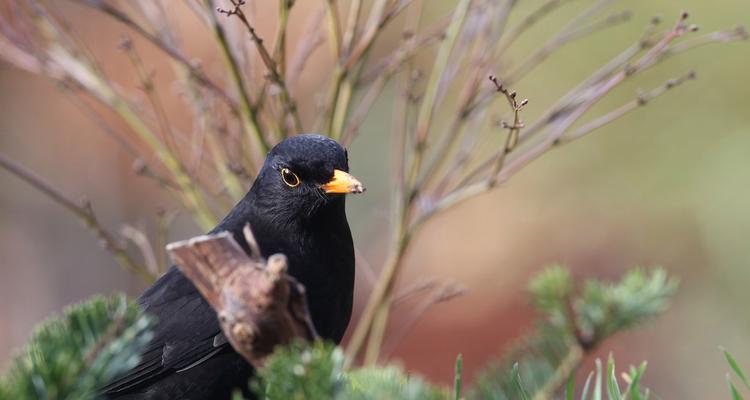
[103,134,362,399]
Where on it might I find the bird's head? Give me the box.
[250,134,364,222]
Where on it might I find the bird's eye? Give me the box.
[280,168,300,187]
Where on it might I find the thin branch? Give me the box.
[59,85,140,160]
[0,153,153,282]
[427,12,699,220]
[341,20,447,145]
[487,76,529,188]
[119,37,179,156]
[493,0,575,58]
[558,70,697,144]
[504,9,632,84]
[326,0,416,139]
[287,6,326,88]
[217,0,303,134]
[271,0,293,77]
[347,0,472,365]
[391,279,439,305]
[341,0,362,58]
[325,0,342,60]
[203,0,269,161]
[155,208,179,273]
[76,0,238,112]
[121,224,159,276]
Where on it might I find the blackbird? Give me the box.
[103,134,364,399]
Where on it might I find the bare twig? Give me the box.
[0,153,152,282]
[271,0,293,77]
[121,224,159,276]
[119,37,179,156]
[487,76,528,188]
[287,6,326,88]
[204,0,269,161]
[430,12,700,219]
[216,0,302,134]
[347,0,472,365]
[504,9,633,84]
[559,70,697,144]
[325,0,342,60]
[326,0,416,139]
[493,0,574,58]
[76,0,238,112]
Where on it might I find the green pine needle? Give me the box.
[606,354,622,400]
[454,354,463,400]
[0,295,153,400]
[724,348,750,390]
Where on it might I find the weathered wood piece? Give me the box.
[166,225,318,367]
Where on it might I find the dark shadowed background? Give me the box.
[1,1,749,398]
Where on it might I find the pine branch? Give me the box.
[0,295,154,400]
[469,266,677,400]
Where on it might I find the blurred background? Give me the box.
[0,0,748,398]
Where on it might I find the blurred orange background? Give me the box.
[1,1,749,398]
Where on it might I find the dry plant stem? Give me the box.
[287,7,326,87]
[488,76,528,188]
[121,39,179,156]
[559,70,696,144]
[493,0,572,58]
[112,98,218,231]
[176,65,246,201]
[506,16,666,150]
[77,0,238,112]
[25,10,219,230]
[325,0,342,60]
[433,13,697,219]
[328,0,413,140]
[121,224,159,275]
[0,153,153,282]
[60,88,140,160]
[341,22,445,145]
[204,129,246,201]
[271,0,292,76]
[155,209,179,273]
[217,0,302,135]
[459,16,728,189]
[504,9,632,84]
[350,13,708,364]
[405,0,472,199]
[204,0,269,163]
[258,0,294,140]
[390,279,439,305]
[19,6,222,223]
[413,2,515,193]
[341,0,363,57]
[348,0,472,364]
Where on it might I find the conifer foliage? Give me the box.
[0,267,677,400]
[0,295,153,400]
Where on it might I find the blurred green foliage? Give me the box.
[470,266,676,399]
[0,295,153,400]
[249,340,449,400]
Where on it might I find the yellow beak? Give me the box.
[321,169,365,194]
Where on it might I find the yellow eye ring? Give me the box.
[280,168,300,187]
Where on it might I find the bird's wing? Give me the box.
[101,267,228,394]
